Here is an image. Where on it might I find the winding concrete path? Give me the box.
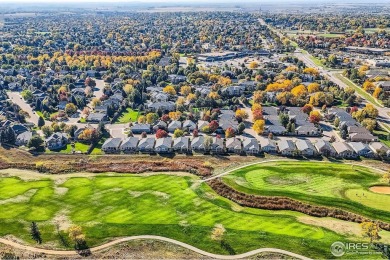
[0,235,312,260]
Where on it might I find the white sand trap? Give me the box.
[369,186,390,194]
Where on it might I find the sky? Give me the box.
[0,0,385,3]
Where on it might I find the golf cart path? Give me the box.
[0,235,312,260]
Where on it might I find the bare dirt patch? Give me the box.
[369,186,390,195]
[0,189,37,205]
[298,216,361,237]
[52,210,72,231]
[128,190,170,200]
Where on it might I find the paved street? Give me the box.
[8,92,50,126]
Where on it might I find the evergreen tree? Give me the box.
[30,222,42,244]
[38,116,45,129]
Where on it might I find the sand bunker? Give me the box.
[369,186,390,194]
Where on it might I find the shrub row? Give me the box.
[208,178,390,231]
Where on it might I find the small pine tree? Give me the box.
[30,222,42,244]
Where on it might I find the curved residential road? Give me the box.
[0,236,312,260]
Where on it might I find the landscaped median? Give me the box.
[334,73,383,107]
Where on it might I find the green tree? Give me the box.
[38,116,45,128]
[27,135,44,150]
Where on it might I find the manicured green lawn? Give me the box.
[35,111,44,118]
[223,161,390,223]
[0,171,381,258]
[115,108,139,124]
[373,129,390,147]
[45,143,90,154]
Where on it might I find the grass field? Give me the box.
[0,168,387,258]
[223,161,390,223]
[45,143,90,154]
[373,129,390,147]
[115,108,139,124]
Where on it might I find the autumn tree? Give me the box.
[248,61,259,69]
[91,98,101,108]
[65,103,77,115]
[303,67,319,77]
[146,113,159,124]
[253,91,263,104]
[225,127,236,138]
[309,110,322,124]
[208,120,219,132]
[307,83,320,93]
[373,87,382,99]
[363,81,376,93]
[163,85,176,95]
[253,119,265,135]
[302,104,313,114]
[85,77,96,87]
[291,84,307,97]
[361,118,376,132]
[137,115,146,124]
[253,109,263,121]
[68,225,86,249]
[169,111,182,121]
[360,221,381,243]
[235,109,248,121]
[173,129,184,138]
[156,129,168,139]
[78,129,100,143]
[180,85,192,96]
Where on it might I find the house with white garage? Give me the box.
[137,137,155,153]
[183,120,196,131]
[131,123,151,134]
[102,138,122,153]
[155,137,173,153]
[191,136,206,153]
[242,138,260,155]
[295,139,317,157]
[225,137,242,154]
[332,142,357,158]
[314,140,336,157]
[277,140,296,156]
[120,137,139,153]
[211,137,224,154]
[15,131,33,146]
[369,142,390,157]
[168,120,182,133]
[348,142,375,157]
[259,136,277,153]
[173,137,190,153]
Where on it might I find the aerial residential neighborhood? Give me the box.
[0,1,389,260]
